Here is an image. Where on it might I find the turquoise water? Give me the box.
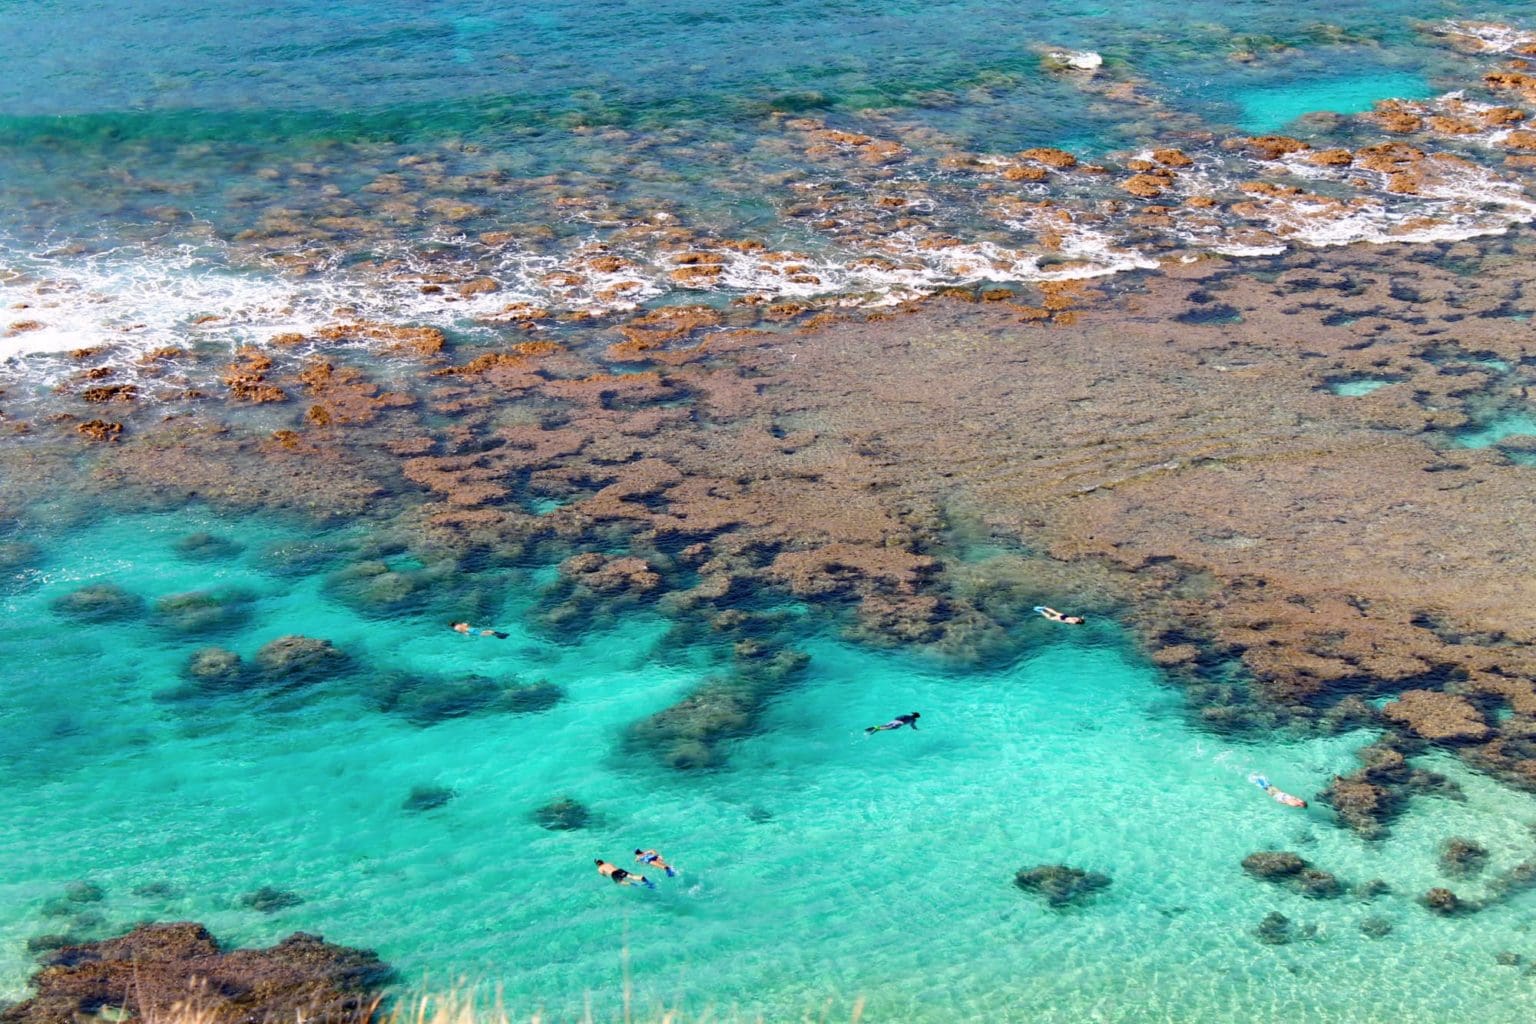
[6,508,1536,1021]
[2,3,1536,364]
[7,2,1536,1021]
[1235,72,1434,133]
[1330,378,1395,397]
[1454,412,1536,449]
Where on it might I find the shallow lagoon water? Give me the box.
[6,1,1536,1021]
[5,509,1536,1022]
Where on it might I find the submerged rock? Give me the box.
[1439,837,1489,877]
[1255,911,1293,945]
[1321,773,1399,840]
[368,672,562,726]
[0,922,391,1024]
[532,797,590,831]
[180,647,249,693]
[1013,864,1111,908]
[151,587,255,636]
[253,635,351,686]
[401,785,455,813]
[129,881,178,899]
[50,584,143,623]
[1240,851,1343,898]
[173,532,245,561]
[0,540,40,571]
[1359,916,1393,939]
[62,882,103,905]
[1240,851,1306,879]
[23,934,77,955]
[626,650,810,770]
[1420,887,1472,915]
[239,887,304,914]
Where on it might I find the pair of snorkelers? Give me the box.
[1249,773,1308,809]
[450,620,509,639]
[595,848,680,888]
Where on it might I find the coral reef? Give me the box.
[1013,864,1112,908]
[1439,837,1490,878]
[1240,851,1344,898]
[151,588,255,636]
[239,887,305,914]
[0,923,390,1024]
[531,797,590,831]
[49,584,143,623]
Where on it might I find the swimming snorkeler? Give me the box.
[596,858,654,888]
[1249,773,1308,809]
[1035,606,1085,625]
[866,712,921,734]
[634,848,677,877]
[451,620,509,639]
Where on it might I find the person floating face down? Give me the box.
[1250,774,1307,809]
[596,858,654,888]
[1035,606,1085,625]
[450,620,509,639]
[635,848,677,877]
[866,712,920,735]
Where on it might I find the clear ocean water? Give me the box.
[5,2,1536,1022]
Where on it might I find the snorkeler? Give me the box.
[595,858,654,888]
[1249,773,1308,809]
[634,848,678,877]
[1035,606,1085,625]
[866,712,921,734]
[450,620,509,639]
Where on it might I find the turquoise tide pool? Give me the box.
[5,509,1536,1022]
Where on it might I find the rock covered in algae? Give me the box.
[172,531,245,561]
[151,587,255,636]
[49,584,143,623]
[368,672,564,726]
[1420,887,1474,915]
[1240,851,1344,898]
[180,646,249,693]
[1439,837,1490,877]
[532,797,590,831]
[253,635,352,686]
[0,922,391,1024]
[1013,864,1112,908]
[239,887,305,914]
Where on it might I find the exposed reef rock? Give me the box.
[0,922,390,1024]
[1013,864,1112,908]
[1382,690,1490,742]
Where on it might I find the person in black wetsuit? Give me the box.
[865,712,920,734]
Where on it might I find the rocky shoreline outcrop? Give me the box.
[1,923,392,1024]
